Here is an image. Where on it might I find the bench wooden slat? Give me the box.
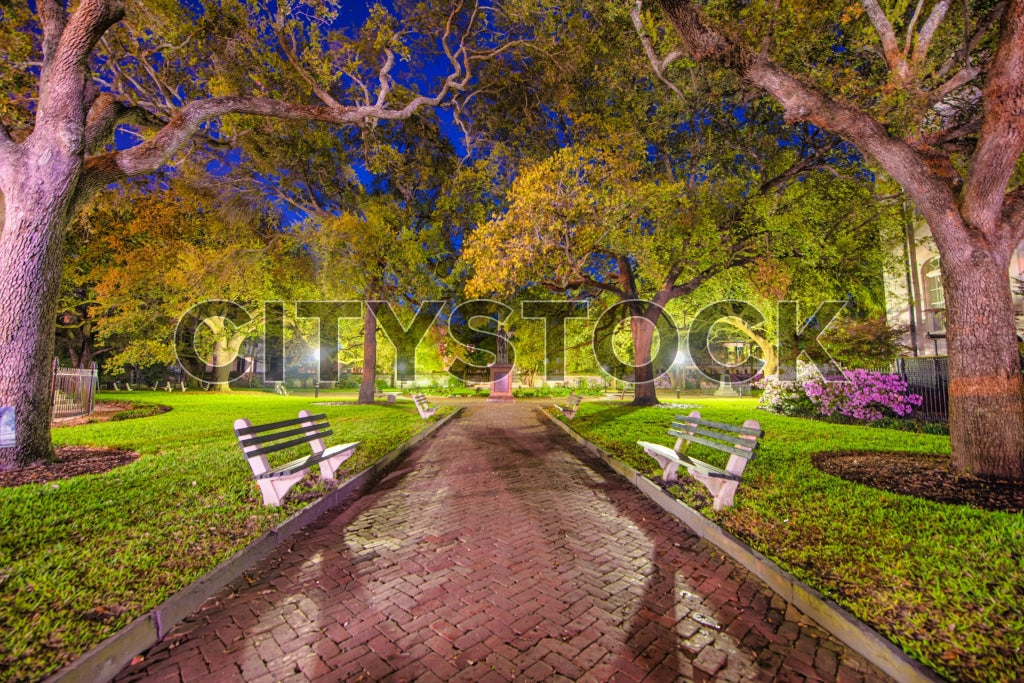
[248,430,334,457]
[677,454,739,481]
[668,427,759,455]
[257,450,337,479]
[237,422,330,446]
[669,423,758,447]
[668,430,755,458]
[235,414,328,436]
[638,442,740,481]
[674,414,763,437]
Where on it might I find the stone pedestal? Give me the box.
[487,363,515,403]
[714,374,740,397]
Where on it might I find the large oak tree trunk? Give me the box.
[631,316,659,406]
[210,339,234,391]
[64,324,100,370]
[652,0,1024,481]
[0,165,78,468]
[942,250,1024,480]
[357,303,378,404]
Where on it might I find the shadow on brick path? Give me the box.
[116,402,890,682]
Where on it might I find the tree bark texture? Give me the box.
[630,314,660,406]
[942,246,1024,480]
[0,158,79,468]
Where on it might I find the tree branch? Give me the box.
[759,139,838,194]
[1004,185,1024,246]
[937,1,1005,78]
[665,264,727,299]
[916,118,982,148]
[904,0,927,56]
[615,255,641,300]
[580,275,630,300]
[654,0,960,240]
[912,0,953,67]
[37,0,68,69]
[927,64,983,104]
[36,0,125,137]
[860,0,905,77]
[961,0,1024,232]
[82,93,165,153]
[272,12,345,110]
[74,92,455,207]
[630,2,689,102]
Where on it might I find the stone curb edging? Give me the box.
[46,407,463,683]
[538,408,943,683]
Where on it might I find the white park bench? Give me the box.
[638,410,763,510]
[411,393,437,419]
[233,409,359,506]
[554,393,582,419]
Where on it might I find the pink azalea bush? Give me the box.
[758,363,923,422]
[803,369,922,421]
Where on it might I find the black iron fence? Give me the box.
[51,364,98,420]
[893,357,948,422]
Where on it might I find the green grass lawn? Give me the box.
[0,390,441,683]
[561,398,1023,682]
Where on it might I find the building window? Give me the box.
[922,257,945,334]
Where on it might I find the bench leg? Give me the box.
[692,473,739,510]
[653,455,680,484]
[256,472,305,506]
[319,445,358,480]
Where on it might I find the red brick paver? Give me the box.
[117,402,890,682]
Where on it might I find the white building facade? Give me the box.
[885,218,1024,357]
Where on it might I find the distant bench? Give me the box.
[554,394,582,419]
[638,411,763,510]
[605,387,634,400]
[412,393,437,419]
[234,409,359,506]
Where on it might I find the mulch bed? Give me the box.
[0,446,139,488]
[812,450,1024,514]
[0,402,151,488]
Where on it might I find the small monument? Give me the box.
[488,325,515,403]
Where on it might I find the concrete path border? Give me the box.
[540,408,942,683]
[45,407,462,683]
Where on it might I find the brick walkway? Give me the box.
[117,402,889,682]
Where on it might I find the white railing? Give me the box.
[51,364,98,420]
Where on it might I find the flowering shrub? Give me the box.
[756,362,821,417]
[803,369,922,421]
[758,363,922,422]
